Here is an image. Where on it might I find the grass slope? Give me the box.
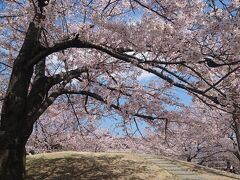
[26,151,177,180]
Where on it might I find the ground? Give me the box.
[26,151,176,180]
[26,151,240,180]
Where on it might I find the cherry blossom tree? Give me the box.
[0,0,240,179]
[143,101,240,171]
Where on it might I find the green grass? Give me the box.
[26,151,177,180]
[26,151,240,179]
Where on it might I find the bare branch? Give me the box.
[0,62,12,69]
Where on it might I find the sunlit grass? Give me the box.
[26,151,177,180]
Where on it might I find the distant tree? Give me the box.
[143,103,240,171]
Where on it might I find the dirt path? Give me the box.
[142,155,240,180]
[144,156,204,180]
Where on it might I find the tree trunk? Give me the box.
[0,113,33,179]
[0,66,34,179]
[0,21,42,179]
[0,139,27,180]
[232,104,240,164]
[0,114,33,180]
[187,156,192,162]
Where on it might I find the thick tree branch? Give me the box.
[60,90,167,121]
[49,67,88,86]
[26,37,227,105]
[27,67,88,122]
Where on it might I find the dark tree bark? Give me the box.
[0,22,41,180]
[0,18,88,178]
[232,105,240,163]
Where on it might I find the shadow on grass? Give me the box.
[26,154,149,180]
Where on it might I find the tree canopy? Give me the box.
[0,0,239,179]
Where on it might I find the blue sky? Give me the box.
[100,91,192,136]
[99,71,192,136]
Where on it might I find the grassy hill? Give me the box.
[26,151,240,180]
[26,151,177,180]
